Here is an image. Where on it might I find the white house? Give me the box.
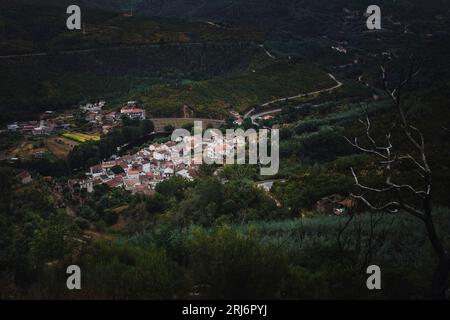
[120,107,146,120]
[127,170,140,179]
[153,152,165,161]
[90,165,104,178]
[163,167,174,177]
[7,123,19,132]
[176,169,193,181]
[142,162,151,173]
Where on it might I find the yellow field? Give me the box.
[62,132,101,143]
[109,204,129,214]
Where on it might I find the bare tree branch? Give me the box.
[350,193,400,214]
[398,154,426,172]
[348,62,450,298]
[343,136,387,159]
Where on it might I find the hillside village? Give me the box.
[5,111,71,136]
[0,99,152,162]
[4,100,146,137]
[70,129,238,195]
[83,100,146,128]
[1,95,241,197]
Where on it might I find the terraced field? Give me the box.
[45,136,80,159]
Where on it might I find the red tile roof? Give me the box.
[121,108,144,113]
[16,170,31,180]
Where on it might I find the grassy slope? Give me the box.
[140,56,336,117]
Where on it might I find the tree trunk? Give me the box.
[432,256,450,299]
[423,203,450,299]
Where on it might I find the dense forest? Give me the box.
[1,163,449,299]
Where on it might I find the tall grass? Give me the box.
[128,208,450,266]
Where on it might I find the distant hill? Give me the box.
[2,0,449,124]
[0,1,261,55]
[4,1,449,42]
[81,0,450,39]
[0,1,262,123]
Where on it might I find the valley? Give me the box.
[0,0,450,301]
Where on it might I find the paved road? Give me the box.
[206,21,228,29]
[249,108,282,124]
[245,73,343,124]
[259,44,276,59]
[259,73,342,107]
[243,108,256,119]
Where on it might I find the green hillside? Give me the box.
[0,2,339,122]
[139,57,337,117]
[0,2,263,124]
[0,42,261,123]
[0,2,261,55]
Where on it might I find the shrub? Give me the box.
[73,242,185,299]
[186,225,288,299]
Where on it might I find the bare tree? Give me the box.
[345,61,449,299]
